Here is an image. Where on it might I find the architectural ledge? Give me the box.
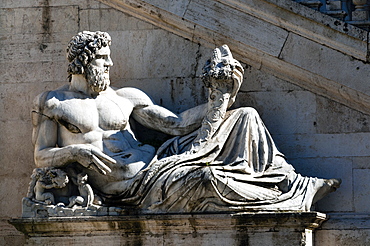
[97,0,370,116]
[9,212,327,245]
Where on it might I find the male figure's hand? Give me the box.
[71,144,116,175]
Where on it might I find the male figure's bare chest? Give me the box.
[95,94,132,131]
[52,93,132,133]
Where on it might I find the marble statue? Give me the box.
[27,167,69,205]
[24,31,340,216]
[67,173,95,208]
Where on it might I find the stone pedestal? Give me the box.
[10,212,327,246]
[352,10,369,21]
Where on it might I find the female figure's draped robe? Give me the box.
[112,107,321,213]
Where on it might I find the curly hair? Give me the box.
[66,31,111,78]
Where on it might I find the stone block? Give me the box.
[1,41,67,63]
[353,169,370,213]
[317,228,370,246]
[1,33,72,48]
[0,81,65,120]
[0,120,32,147]
[0,122,34,177]
[279,33,370,95]
[0,176,30,218]
[316,213,370,245]
[10,212,327,246]
[116,77,207,113]
[235,90,317,135]
[185,0,289,57]
[275,133,370,159]
[0,7,43,35]
[149,0,191,17]
[1,0,64,8]
[48,6,79,34]
[109,29,211,80]
[0,61,68,84]
[60,0,106,9]
[326,1,342,11]
[79,8,155,31]
[352,156,370,169]
[0,0,107,9]
[352,10,369,21]
[0,219,25,246]
[316,96,370,134]
[239,65,304,92]
[1,6,78,35]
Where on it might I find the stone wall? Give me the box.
[1,0,370,245]
[0,1,211,243]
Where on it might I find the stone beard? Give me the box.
[85,63,110,93]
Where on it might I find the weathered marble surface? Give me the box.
[22,31,340,216]
[10,212,327,246]
[2,1,370,245]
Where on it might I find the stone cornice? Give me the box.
[97,0,370,115]
[10,212,327,236]
[224,0,368,60]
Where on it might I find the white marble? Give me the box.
[23,31,340,216]
[10,212,327,246]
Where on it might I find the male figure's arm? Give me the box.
[117,88,208,136]
[121,46,243,137]
[133,104,208,136]
[32,92,115,174]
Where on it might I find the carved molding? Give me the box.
[10,212,327,236]
[97,0,370,115]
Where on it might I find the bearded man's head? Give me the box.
[66,31,112,93]
[85,62,110,93]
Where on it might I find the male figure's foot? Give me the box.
[312,178,341,204]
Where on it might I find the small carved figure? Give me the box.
[27,168,69,205]
[67,173,94,208]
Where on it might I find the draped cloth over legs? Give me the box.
[112,107,321,212]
